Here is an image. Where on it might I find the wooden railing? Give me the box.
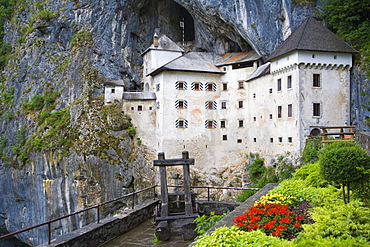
[319,126,355,143]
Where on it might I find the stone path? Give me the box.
[102,220,193,247]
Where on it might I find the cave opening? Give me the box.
[178,6,194,42]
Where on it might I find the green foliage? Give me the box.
[0,0,15,67]
[23,90,61,113]
[319,141,370,203]
[33,10,56,21]
[194,212,228,235]
[70,29,93,48]
[292,163,328,188]
[10,127,27,156]
[248,158,266,183]
[300,200,370,240]
[301,139,323,164]
[194,227,292,247]
[293,236,369,247]
[125,124,136,137]
[268,179,317,203]
[0,135,7,157]
[321,0,370,75]
[256,194,299,207]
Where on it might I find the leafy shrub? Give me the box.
[301,139,323,164]
[194,227,292,247]
[293,235,369,247]
[292,163,328,187]
[234,203,303,238]
[268,179,316,203]
[319,141,370,203]
[194,211,228,235]
[300,200,370,240]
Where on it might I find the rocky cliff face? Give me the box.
[0,0,318,245]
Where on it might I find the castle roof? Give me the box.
[149,52,225,76]
[142,34,184,55]
[246,62,270,81]
[268,16,357,61]
[215,51,260,66]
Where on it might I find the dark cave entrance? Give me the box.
[179,6,194,42]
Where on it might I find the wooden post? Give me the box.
[158,152,169,217]
[182,151,193,215]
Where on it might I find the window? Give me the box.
[313,74,320,87]
[269,114,273,119]
[277,106,282,118]
[312,54,316,58]
[176,119,188,128]
[176,81,187,90]
[238,81,244,89]
[313,103,321,117]
[238,120,244,127]
[278,137,283,143]
[221,101,227,109]
[269,88,273,94]
[111,88,115,93]
[253,117,256,121]
[237,139,242,143]
[277,78,282,91]
[223,135,228,141]
[205,120,217,128]
[192,82,202,91]
[149,106,152,110]
[270,138,273,143]
[138,105,143,111]
[238,101,243,108]
[206,82,216,91]
[334,55,337,59]
[253,138,256,142]
[131,106,134,111]
[253,93,256,98]
[205,101,217,109]
[287,75,292,89]
[156,83,160,91]
[220,120,226,128]
[288,104,292,118]
[156,101,160,109]
[222,83,228,91]
[176,100,188,108]
[288,137,292,143]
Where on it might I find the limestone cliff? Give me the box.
[0,0,319,245]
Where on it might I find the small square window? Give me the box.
[239,81,244,89]
[221,101,227,109]
[253,117,256,121]
[223,135,227,141]
[207,83,213,91]
[178,82,184,89]
[238,120,244,127]
[269,88,273,94]
[179,120,184,127]
[269,114,273,119]
[312,54,316,58]
[278,137,283,143]
[238,101,243,108]
[237,139,242,143]
[131,106,134,111]
[194,83,200,90]
[138,105,143,111]
[111,88,115,93]
[179,101,184,108]
[253,138,256,142]
[253,93,256,98]
[270,138,273,143]
[223,83,228,90]
[220,120,226,128]
[334,55,337,59]
[288,137,293,143]
[149,106,152,110]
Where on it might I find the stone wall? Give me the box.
[38,199,159,247]
[355,132,370,152]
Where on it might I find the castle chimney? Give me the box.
[153,33,159,47]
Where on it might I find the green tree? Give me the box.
[318,141,370,204]
[321,0,370,75]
